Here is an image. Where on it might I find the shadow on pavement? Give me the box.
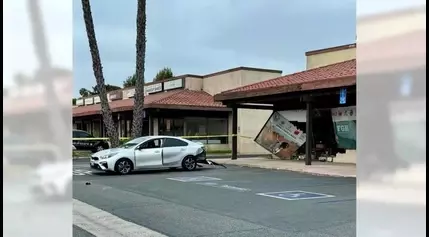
[89,167,218,176]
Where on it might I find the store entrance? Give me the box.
[291,109,345,159]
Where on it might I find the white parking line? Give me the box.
[73,169,93,176]
[196,182,251,192]
[167,176,222,182]
[73,199,167,237]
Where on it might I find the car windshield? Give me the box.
[120,136,150,148]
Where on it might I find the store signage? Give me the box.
[123,88,135,98]
[108,91,123,101]
[84,97,94,105]
[76,99,84,106]
[254,111,306,159]
[331,106,356,149]
[144,83,162,95]
[163,79,183,91]
[93,96,100,104]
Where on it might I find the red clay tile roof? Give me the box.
[150,90,225,107]
[73,89,225,117]
[221,59,356,95]
[215,59,356,101]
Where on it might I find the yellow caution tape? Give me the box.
[72,134,254,141]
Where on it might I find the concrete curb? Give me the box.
[215,163,356,178]
[73,157,90,160]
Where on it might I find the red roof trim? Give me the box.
[215,59,356,101]
[72,89,226,117]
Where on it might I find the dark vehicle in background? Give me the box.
[72,129,110,153]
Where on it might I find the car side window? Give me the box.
[163,138,188,148]
[139,139,162,149]
[76,131,92,138]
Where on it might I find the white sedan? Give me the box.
[90,136,207,174]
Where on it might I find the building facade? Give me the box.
[72,67,282,154]
[214,44,357,164]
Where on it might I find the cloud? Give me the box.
[73,0,356,95]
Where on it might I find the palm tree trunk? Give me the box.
[80,0,120,147]
[131,0,147,138]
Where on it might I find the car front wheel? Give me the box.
[115,159,133,175]
[181,156,197,171]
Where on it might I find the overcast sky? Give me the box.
[72,0,356,95]
[5,0,424,97]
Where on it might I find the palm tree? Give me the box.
[80,0,119,147]
[130,0,147,138]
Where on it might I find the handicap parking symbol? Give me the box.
[256,190,334,200]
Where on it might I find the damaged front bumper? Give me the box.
[195,150,227,168]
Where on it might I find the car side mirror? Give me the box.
[137,145,146,150]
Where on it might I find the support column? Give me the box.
[148,116,153,135]
[117,114,122,137]
[305,96,313,166]
[100,117,104,137]
[232,107,238,160]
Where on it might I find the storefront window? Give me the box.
[185,118,208,144]
[120,120,126,137]
[75,121,82,130]
[182,117,228,144]
[158,117,228,144]
[159,118,184,136]
[92,120,101,137]
[126,120,132,137]
[207,118,228,144]
[83,121,92,134]
[119,119,132,138]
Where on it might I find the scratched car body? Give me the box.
[90,136,207,174]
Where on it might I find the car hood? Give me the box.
[93,148,126,157]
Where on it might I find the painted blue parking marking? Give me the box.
[256,190,335,200]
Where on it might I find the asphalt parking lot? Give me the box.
[73,159,356,237]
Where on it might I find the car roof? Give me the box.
[155,135,186,139]
[144,135,190,141]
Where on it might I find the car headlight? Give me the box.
[100,153,118,159]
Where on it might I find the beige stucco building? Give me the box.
[73,67,282,155]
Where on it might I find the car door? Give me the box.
[73,131,93,150]
[161,138,189,166]
[134,138,163,168]
[79,131,95,150]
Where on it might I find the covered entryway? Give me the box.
[214,60,357,165]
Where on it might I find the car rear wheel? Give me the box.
[115,159,133,175]
[181,156,197,171]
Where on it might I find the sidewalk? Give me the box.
[210,157,356,178]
